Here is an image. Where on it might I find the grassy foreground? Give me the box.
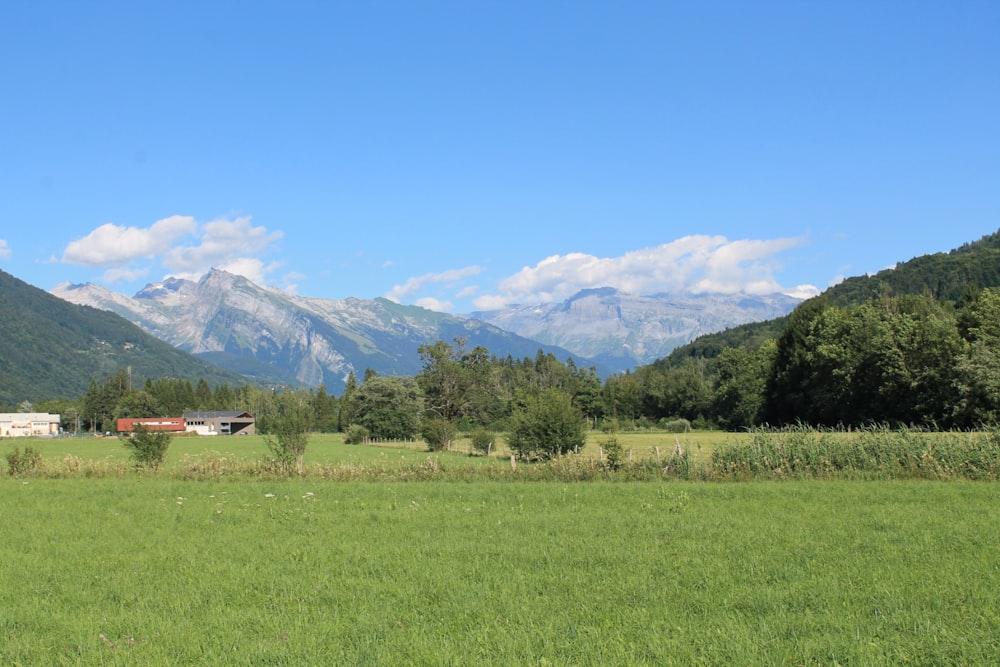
[2,478,999,665]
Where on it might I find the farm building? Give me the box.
[183,410,256,436]
[117,417,186,433]
[0,413,61,437]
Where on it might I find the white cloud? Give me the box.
[163,216,282,275]
[61,214,283,286]
[473,234,810,309]
[415,297,453,312]
[0,239,10,261]
[470,293,510,311]
[787,284,821,299]
[278,271,307,294]
[102,266,151,284]
[62,215,196,267]
[386,265,484,303]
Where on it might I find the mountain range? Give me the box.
[51,269,592,393]
[51,269,803,392]
[467,287,801,369]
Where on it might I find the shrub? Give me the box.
[601,434,624,471]
[469,428,495,455]
[421,418,457,451]
[119,423,171,470]
[599,418,620,433]
[263,413,311,475]
[5,446,43,476]
[507,389,586,461]
[343,424,370,444]
[661,418,691,433]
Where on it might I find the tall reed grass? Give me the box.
[709,425,1000,480]
[3,447,691,482]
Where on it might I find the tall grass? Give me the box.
[10,426,1000,481]
[710,425,1000,480]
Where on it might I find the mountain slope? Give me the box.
[52,269,593,392]
[657,228,1000,369]
[0,269,248,404]
[469,287,802,369]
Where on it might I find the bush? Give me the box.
[469,428,496,455]
[263,414,311,475]
[120,423,171,470]
[421,418,457,451]
[343,424,370,444]
[660,418,691,433]
[5,446,43,476]
[601,434,624,471]
[599,418,621,433]
[507,389,586,461]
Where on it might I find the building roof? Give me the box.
[0,413,61,421]
[182,411,254,419]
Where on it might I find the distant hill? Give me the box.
[657,228,1000,370]
[468,287,802,370]
[52,269,595,393]
[0,269,248,404]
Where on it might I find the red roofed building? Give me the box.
[116,417,186,433]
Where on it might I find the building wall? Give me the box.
[183,411,256,436]
[0,413,61,437]
[184,417,255,436]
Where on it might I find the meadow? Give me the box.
[2,431,1000,664]
[3,430,713,479]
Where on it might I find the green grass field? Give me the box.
[2,475,999,665]
[3,431,999,663]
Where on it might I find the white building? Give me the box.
[0,413,61,437]
[182,411,256,436]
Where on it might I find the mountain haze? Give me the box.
[0,268,247,404]
[469,287,802,368]
[52,269,592,392]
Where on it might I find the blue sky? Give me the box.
[2,2,998,313]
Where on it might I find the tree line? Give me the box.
[13,287,1000,440]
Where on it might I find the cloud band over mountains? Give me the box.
[470,235,817,310]
[61,215,284,287]
[58,214,818,310]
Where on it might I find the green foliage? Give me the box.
[311,384,339,432]
[114,390,164,420]
[4,446,43,476]
[144,377,197,415]
[355,376,423,440]
[711,341,775,430]
[469,428,495,455]
[421,418,457,451]
[337,371,359,431]
[262,397,312,475]
[507,389,586,460]
[119,423,171,470]
[263,421,310,475]
[710,425,1000,480]
[660,418,691,433]
[601,434,623,471]
[343,424,370,444]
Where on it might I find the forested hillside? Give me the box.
[0,269,247,404]
[611,230,1000,429]
[660,230,1000,372]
